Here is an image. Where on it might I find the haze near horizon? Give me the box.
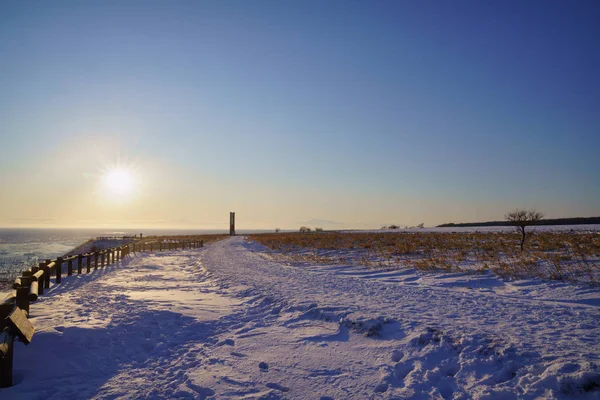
[1,1,599,230]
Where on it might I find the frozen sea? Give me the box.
[0,228,233,281]
[0,227,281,268]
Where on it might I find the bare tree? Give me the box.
[505,209,544,251]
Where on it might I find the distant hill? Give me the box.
[437,216,600,228]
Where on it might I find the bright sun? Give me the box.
[103,167,135,200]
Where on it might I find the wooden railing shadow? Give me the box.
[5,308,218,398]
[0,239,204,387]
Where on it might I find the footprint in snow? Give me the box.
[374,383,389,393]
[391,350,403,362]
[259,361,269,371]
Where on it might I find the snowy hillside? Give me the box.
[3,237,599,399]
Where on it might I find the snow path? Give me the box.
[4,237,600,399]
[201,237,600,399]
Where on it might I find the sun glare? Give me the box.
[103,167,136,201]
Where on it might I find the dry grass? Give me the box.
[249,231,600,284]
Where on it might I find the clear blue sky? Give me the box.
[1,1,598,229]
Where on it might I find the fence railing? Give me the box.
[0,238,203,388]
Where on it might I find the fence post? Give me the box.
[94,252,99,270]
[101,252,105,268]
[16,284,30,316]
[0,330,14,388]
[201,240,204,247]
[67,258,73,276]
[37,262,45,295]
[86,254,91,273]
[56,257,63,284]
[44,259,51,289]
[78,255,83,274]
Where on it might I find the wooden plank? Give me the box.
[8,307,34,345]
[2,291,16,303]
[32,269,44,282]
[28,281,39,302]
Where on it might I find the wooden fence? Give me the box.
[0,238,203,388]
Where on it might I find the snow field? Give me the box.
[2,236,599,399]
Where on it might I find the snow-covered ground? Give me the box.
[3,237,600,399]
